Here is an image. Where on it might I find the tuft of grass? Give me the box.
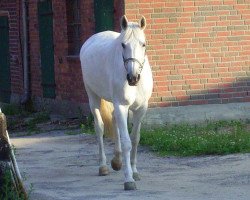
[0,170,26,200]
[81,114,95,134]
[1,104,23,116]
[26,112,50,133]
[140,120,250,157]
[2,102,50,134]
[65,130,82,135]
[29,112,50,124]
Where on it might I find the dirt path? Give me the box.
[12,130,250,200]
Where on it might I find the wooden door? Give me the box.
[0,16,11,103]
[94,0,114,33]
[38,0,56,98]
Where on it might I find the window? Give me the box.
[66,0,81,55]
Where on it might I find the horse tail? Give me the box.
[100,99,115,139]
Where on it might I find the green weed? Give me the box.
[26,112,50,133]
[29,112,50,124]
[0,170,26,200]
[1,104,23,116]
[81,114,95,134]
[65,130,82,135]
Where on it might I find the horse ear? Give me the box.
[120,15,128,30]
[139,16,146,30]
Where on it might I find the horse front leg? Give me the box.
[114,104,136,190]
[130,105,148,181]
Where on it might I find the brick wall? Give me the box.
[125,0,250,107]
[28,0,124,105]
[28,0,42,97]
[28,0,87,102]
[0,0,23,96]
[53,0,123,103]
[53,1,85,103]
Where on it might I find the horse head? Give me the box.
[120,15,147,86]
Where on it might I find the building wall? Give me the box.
[2,0,250,117]
[28,0,124,107]
[125,0,250,108]
[0,0,23,98]
[28,0,41,98]
[28,0,86,103]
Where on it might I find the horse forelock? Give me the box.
[120,22,145,43]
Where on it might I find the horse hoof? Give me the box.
[124,182,137,190]
[111,158,122,171]
[99,166,109,176]
[133,172,141,181]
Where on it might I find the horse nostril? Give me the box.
[137,74,140,81]
[127,74,140,86]
[127,74,132,81]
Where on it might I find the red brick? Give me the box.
[172,90,187,96]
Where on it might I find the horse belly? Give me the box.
[84,71,112,101]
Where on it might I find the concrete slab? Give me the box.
[144,102,250,126]
[12,131,250,200]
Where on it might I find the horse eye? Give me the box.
[142,43,146,47]
[121,43,126,49]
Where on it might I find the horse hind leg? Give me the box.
[100,100,122,171]
[86,88,109,176]
[95,107,109,176]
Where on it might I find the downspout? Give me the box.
[21,0,30,104]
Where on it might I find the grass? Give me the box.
[80,114,95,134]
[0,170,26,200]
[65,129,83,135]
[5,110,50,134]
[1,104,25,116]
[26,112,50,133]
[64,114,95,135]
[2,103,49,134]
[140,120,250,157]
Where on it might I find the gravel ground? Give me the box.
[11,130,250,200]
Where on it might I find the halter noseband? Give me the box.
[123,56,145,73]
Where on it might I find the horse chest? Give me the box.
[134,84,151,106]
[112,82,150,108]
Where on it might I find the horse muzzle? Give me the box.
[127,74,140,86]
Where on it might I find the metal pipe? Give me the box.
[21,0,30,104]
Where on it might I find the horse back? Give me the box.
[80,31,119,59]
[80,31,120,101]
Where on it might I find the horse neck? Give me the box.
[113,36,124,67]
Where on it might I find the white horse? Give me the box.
[80,15,153,190]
